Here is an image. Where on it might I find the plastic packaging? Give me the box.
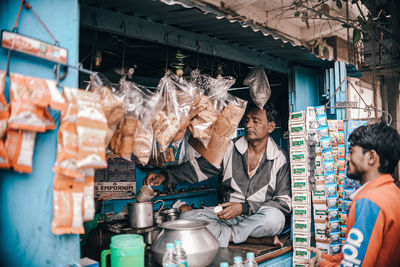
[5,129,36,173]
[162,242,176,267]
[243,65,271,109]
[82,169,95,222]
[245,252,258,267]
[51,172,84,235]
[0,71,7,111]
[115,77,161,164]
[173,240,188,267]
[153,70,198,152]
[233,256,244,267]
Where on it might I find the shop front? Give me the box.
[0,0,354,266]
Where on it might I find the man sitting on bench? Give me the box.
[144,102,291,247]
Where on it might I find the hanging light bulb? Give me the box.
[95,50,102,67]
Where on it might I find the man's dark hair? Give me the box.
[349,122,400,174]
[245,101,278,123]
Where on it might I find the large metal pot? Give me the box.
[128,200,164,228]
[151,219,219,267]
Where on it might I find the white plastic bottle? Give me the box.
[233,256,245,267]
[173,240,188,267]
[162,243,176,267]
[245,252,258,267]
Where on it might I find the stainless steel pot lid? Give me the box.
[160,219,209,230]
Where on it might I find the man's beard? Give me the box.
[346,168,363,181]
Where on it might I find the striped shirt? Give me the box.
[164,136,292,216]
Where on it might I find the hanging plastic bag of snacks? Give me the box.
[243,65,271,110]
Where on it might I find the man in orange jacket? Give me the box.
[308,122,400,267]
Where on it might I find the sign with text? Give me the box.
[1,30,68,64]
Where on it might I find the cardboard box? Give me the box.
[290,136,307,150]
[293,219,311,234]
[289,122,306,136]
[293,233,311,247]
[290,110,306,122]
[313,203,328,220]
[291,164,309,178]
[316,241,331,254]
[293,246,311,261]
[294,205,311,220]
[292,178,309,192]
[290,150,308,163]
[312,190,327,202]
[293,191,309,205]
[94,182,136,199]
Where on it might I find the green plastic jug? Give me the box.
[101,234,145,267]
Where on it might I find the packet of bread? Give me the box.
[152,70,197,151]
[117,77,161,165]
[243,65,271,110]
[51,172,84,235]
[188,73,247,167]
[86,74,125,146]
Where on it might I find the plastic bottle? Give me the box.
[245,252,258,267]
[233,256,244,267]
[220,262,229,267]
[173,240,188,267]
[162,243,176,267]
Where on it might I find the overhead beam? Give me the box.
[80,4,289,74]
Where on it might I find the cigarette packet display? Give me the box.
[294,205,311,220]
[293,262,310,267]
[312,190,327,202]
[316,241,331,254]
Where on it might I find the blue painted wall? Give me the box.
[0,0,80,266]
[290,65,324,112]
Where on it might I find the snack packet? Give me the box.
[51,172,84,235]
[5,129,36,173]
[82,169,95,222]
[243,65,271,109]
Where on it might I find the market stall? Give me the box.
[0,0,361,266]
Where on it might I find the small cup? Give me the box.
[136,184,154,203]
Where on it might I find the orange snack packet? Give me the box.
[8,99,46,132]
[82,169,95,222]
[73,88,108,169]
[44,108,56,130]
[53,121,83,179]
[10,73,67,111]
[0,140,10,169]
[51,172,84,235]
[5,129,36,173]
[0,71,7,111]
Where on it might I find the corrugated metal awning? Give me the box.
[81,0,334,70]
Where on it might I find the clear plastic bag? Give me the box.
[188,71,247,167]
[152,70,198,152]
[116,77,161,164]
[243,65,271,109]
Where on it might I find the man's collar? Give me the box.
[235,135,280,160]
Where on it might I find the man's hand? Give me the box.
[307,247,325,267]
[217,202,242,220]
[143,172,165,186]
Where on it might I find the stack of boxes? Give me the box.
[290,107,368,264]
[289,110,312,265]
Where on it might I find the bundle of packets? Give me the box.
[310,106,342,255]
[334,120,366,244]
[289,110,312,265]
